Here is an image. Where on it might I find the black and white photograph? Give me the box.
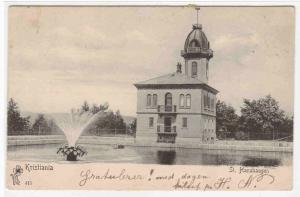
[4,5,295,190]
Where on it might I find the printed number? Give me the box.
[229,166,235,173]
[25,180,32,185]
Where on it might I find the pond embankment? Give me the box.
[7,135,293,152]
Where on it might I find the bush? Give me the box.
[235,131,249,140]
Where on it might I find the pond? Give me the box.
[7,144,292,166]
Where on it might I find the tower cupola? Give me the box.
[181,8,213,84]
[181,24,213,59]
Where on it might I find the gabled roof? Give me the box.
[134,72,219,94]
[135,72,203,85]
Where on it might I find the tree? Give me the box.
[216,100,239,139]
[82,110,127,136]
[7,98,30,135]
[32,114,51,135]
[48,119,64,135]
[277,116,293,141]
[129,118,137,136]
[90,102,109,114]
[240,95,285,140]
[80,101,90,114]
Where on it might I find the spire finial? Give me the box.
[195,7,200,25]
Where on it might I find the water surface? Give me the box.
[7,144,292,166]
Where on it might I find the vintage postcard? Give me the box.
[6,6,294,190]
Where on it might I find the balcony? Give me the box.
[157,125,177,143]
[157,105,177,114]
[181,47,213,58]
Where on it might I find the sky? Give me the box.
[8,6,295,116]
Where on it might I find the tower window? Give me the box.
[153,94,157,107]
[192,62,197,77]
[147,94,151,106]
[189,39,200,47]
[186,94,191,108]
[179,94,185,107]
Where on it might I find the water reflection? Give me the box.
[241,157,281,167]
[156,150,176,165]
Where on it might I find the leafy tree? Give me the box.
[90,102,109,114]
[80,101,90,114]
[216,100,239,139]
[82,110,127,136]
[240,95,285,140]
[277,116,293,141]
[32,114,51,135]
[7,98,30,135]
[48,119,64,135]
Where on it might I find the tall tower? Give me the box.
[181,8,213,84]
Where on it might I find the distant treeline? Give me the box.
[7,95,293,141]
[7,99,136,136]
[7,98,62,135]
[216,95,293,141]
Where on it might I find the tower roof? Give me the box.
[181,24,213,59]
[184,24,209,50]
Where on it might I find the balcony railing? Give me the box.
[157,105,177,113]
[181,47,213,58]
[157,125,177,133]
[157,125,177,143]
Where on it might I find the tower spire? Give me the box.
[196,7,200,25]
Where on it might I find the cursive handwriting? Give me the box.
[78,168,276,190]
[79,168,144,186]
[238,173,275,189]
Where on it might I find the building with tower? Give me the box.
[134,14,218,145]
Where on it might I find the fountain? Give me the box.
[53,110,100,161]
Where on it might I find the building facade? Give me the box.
[134,23,218,144]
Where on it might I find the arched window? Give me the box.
[189,39,200,47]
[186,94,191,108]
[179,94,185,107]
[153,94,157,107]
[165,93,172,106]
[165,93,172,112]
[192,62,197,77]
[147,94,151,106]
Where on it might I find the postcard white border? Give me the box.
[0,0,299,197]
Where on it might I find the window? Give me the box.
[153,94,157,107]
[149,117,154,128]
[204,91,209,109]
[165,93,172,106]
[179,94,185,107]
[147,94,151,106]
[192,62,197,77]
[182,117,187,128]
[211,98,214,110]
[203,94,206,108]
[186,94,191,108]
[207,94,211,110]
[189,39,200,47]
[206,61,209,80]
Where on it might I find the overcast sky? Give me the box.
[8,6,294,116]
